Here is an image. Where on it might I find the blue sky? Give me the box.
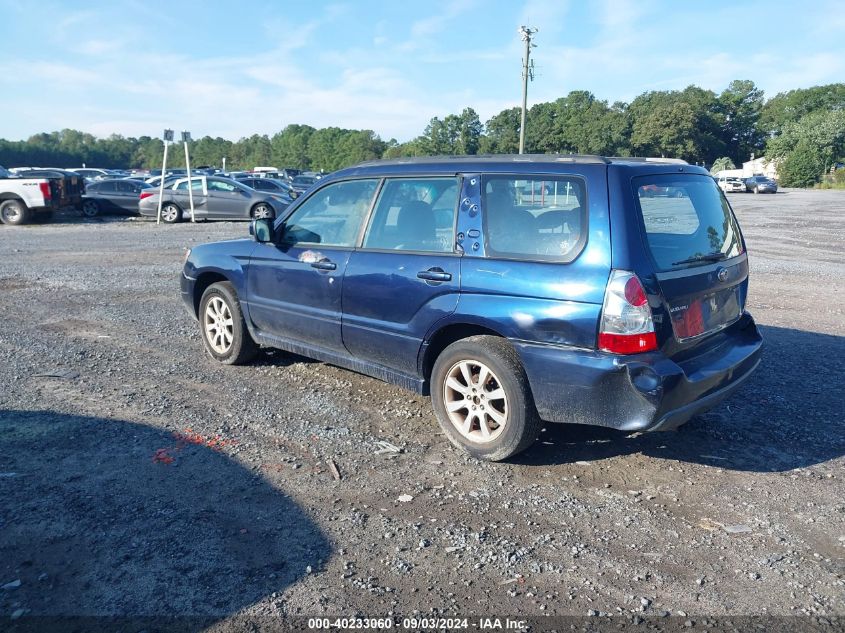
[0,0,842,142]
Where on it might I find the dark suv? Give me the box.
[181,155,763,461]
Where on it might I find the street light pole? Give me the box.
[518,26,538,155]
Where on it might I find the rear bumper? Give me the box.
[514,312,763,431]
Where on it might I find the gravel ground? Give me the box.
[0,189,843,625]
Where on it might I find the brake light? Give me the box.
[39,182,51,200]
[598,270,657,354]
[139,191,154,200]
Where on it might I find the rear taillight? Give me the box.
[139,191,154,200]
[39,182,51,200]
[598,270,657,354]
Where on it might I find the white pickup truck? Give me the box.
[0,165,61,225]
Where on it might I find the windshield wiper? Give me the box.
[671,252,727,266]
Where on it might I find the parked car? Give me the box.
[144,175,181,188]
[280,168,302,182]
[180,155,763,461]
[717,176,745,193]
[81,179,153,217]
[13,168,85,209]
[67,168,111,182]
[289,174,318,198]
[138,176,287,223]
[0,164,61,224]
[238,177,295,203]
[744,175,778,194]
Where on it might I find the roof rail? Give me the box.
[607,156,689,165]
[356,154,611,167]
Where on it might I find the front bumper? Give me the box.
[180,272,197,318]
[514,312,763,432]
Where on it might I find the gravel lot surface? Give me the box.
[0,189,843,625]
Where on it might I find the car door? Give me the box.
[245,178,380,353]
[95,181,120,212]
[115,180,141,212]
[342,177,461,375]
[205,178,250,219]
[170,178,208,218]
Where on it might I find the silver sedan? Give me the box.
[138,176,289,223]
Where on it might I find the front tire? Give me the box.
[754,186,760,194]
[431,335,541,461]
[81,199,99,217]
[0,199,30,226]
[198,282,258,365]
[251,203,274,220]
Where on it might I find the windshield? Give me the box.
[634,174,743,271]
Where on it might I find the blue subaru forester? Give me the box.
[181,155,763,461]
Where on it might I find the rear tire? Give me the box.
[0,199,30,225]
[81,199,99,217]
[430,335,541,461]
[161,203,182,224]
[198,282,258,365]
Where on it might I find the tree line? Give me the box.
[1,81,842,187]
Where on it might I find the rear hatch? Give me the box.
[633,174,746,350]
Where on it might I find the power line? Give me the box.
[518,25,538,155]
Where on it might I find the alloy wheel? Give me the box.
[162,205,179,222]
[253,204,273,219]
[204,296,234,354]
[442,359,508,443]
[81,201,98,217]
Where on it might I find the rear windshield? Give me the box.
[634,174,743,271]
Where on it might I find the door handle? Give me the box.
[417,268,452,282]
[310,259,337,271]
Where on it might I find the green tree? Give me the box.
[479,107,521,154]
[271,124,315,169]
[778,139,823,187]
[766,109,845,185]
[717,79,765,163]
[629,87,725,163]
[760,83,845,135]
[710,156,737,173]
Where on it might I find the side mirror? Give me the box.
[250,218,274,243]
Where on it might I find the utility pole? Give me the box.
[518,25,538,155]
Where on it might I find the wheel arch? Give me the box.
[250,200,276,218]
[420,321,510,385]
[192,271,231,317]
[0,193,26,204]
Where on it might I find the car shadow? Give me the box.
[251,348,318,368]
[0,410,331,623]
[515,325,845,472]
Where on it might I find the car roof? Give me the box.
[329,154,707,180]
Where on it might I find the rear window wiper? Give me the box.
[671,252,727,266]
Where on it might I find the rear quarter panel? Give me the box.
[450,164,611,350]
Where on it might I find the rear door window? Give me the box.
[634,174,743,271]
